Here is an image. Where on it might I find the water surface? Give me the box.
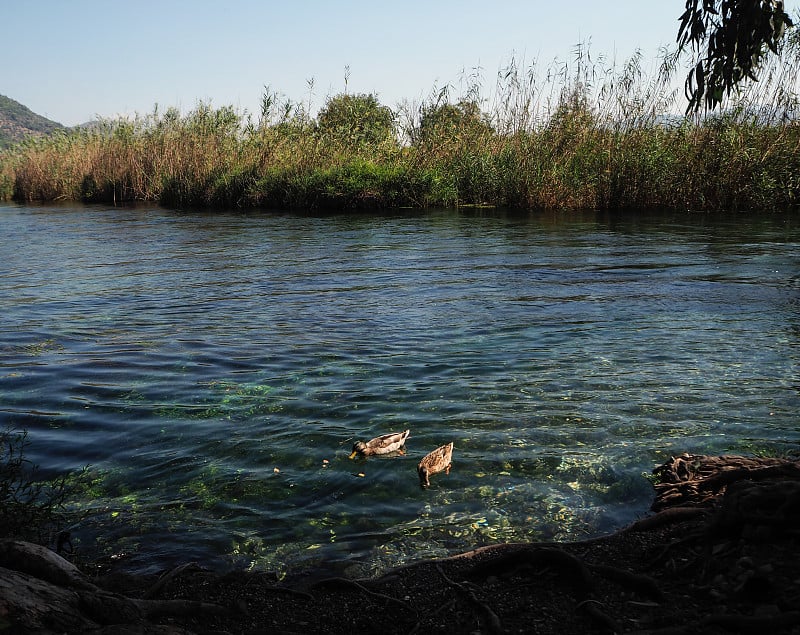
[1,203,798,576]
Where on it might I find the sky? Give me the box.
[2,1,684,127]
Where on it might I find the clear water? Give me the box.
[1,203,798,576]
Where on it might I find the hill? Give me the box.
[0,94,65,149]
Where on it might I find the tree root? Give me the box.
[407,598,457,635]
[467,547,594,594]
[625,507,709,533]
[0,540,230,632]
[310,576,415,615]
[466,547,629,632]
[143,562,201,599]
[575,598,622,633]
[652,454,800,511]
[435,563,503,635]
[588,563,664,602]
[645,534,704,570]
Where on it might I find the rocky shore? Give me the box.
[1,453,799,634]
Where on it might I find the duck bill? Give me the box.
[348,450,358,460]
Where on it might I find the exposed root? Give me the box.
[310,576,415,615]
[645,534,704,570]
[407,599,456,635]
[624,507,708,533]
[652,454,800,511]
[143,562,201,599]
[467,547,628,632]
[435,563,503,635]
[588,563,664,601]
[467,546,594,594]
[575,598,621,633]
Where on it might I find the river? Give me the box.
[1,203,798,576]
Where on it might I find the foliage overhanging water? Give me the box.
[1,203,798,576]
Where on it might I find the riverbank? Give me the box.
[3,454,798,634]
[4,99,800,215]
[4,40,800,213]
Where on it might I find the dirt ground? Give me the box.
[81,454,800,635]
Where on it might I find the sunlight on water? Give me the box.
[1,203,799,576]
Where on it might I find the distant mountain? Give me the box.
[0,94,65,149]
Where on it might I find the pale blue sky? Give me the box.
[3,1,683,126]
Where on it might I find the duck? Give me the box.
[417,442,454,488]
[349,429,410,459]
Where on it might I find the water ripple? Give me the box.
[1,203,799,575]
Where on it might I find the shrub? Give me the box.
[317,93,396,149]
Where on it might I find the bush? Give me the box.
[317,93,396,149]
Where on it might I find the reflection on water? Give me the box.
[1,203,799,576]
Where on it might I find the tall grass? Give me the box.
[3,37,800,212]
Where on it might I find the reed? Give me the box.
[3,38,800,212]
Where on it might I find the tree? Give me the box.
[677,0,794,111]
[316,93,395,147]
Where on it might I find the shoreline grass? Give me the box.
[3,41,800,213]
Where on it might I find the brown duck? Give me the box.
[417,442,454,488]
[349,429,410,458]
